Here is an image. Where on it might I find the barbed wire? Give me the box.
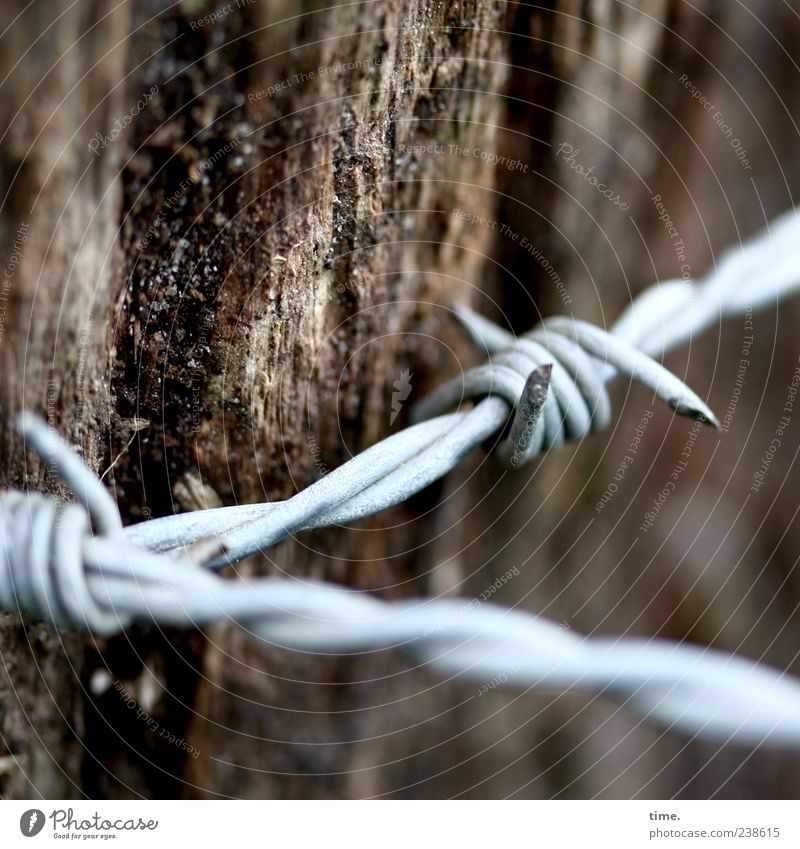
[124,209,800,565]
[2,207,800,746]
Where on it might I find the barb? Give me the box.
[1,207,800,746]
[122,211,800,562]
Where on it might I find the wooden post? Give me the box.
[1,0,799,798]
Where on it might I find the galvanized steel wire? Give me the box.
[2,207,800,746]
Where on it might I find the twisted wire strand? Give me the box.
[1,208,799,746]
[3,420,800,746]
[125,209,800,563]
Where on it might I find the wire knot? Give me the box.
[411,307,719,469]
[409,352,553,467]
[0,489,130,634]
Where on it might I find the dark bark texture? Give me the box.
[1,0,799,798]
